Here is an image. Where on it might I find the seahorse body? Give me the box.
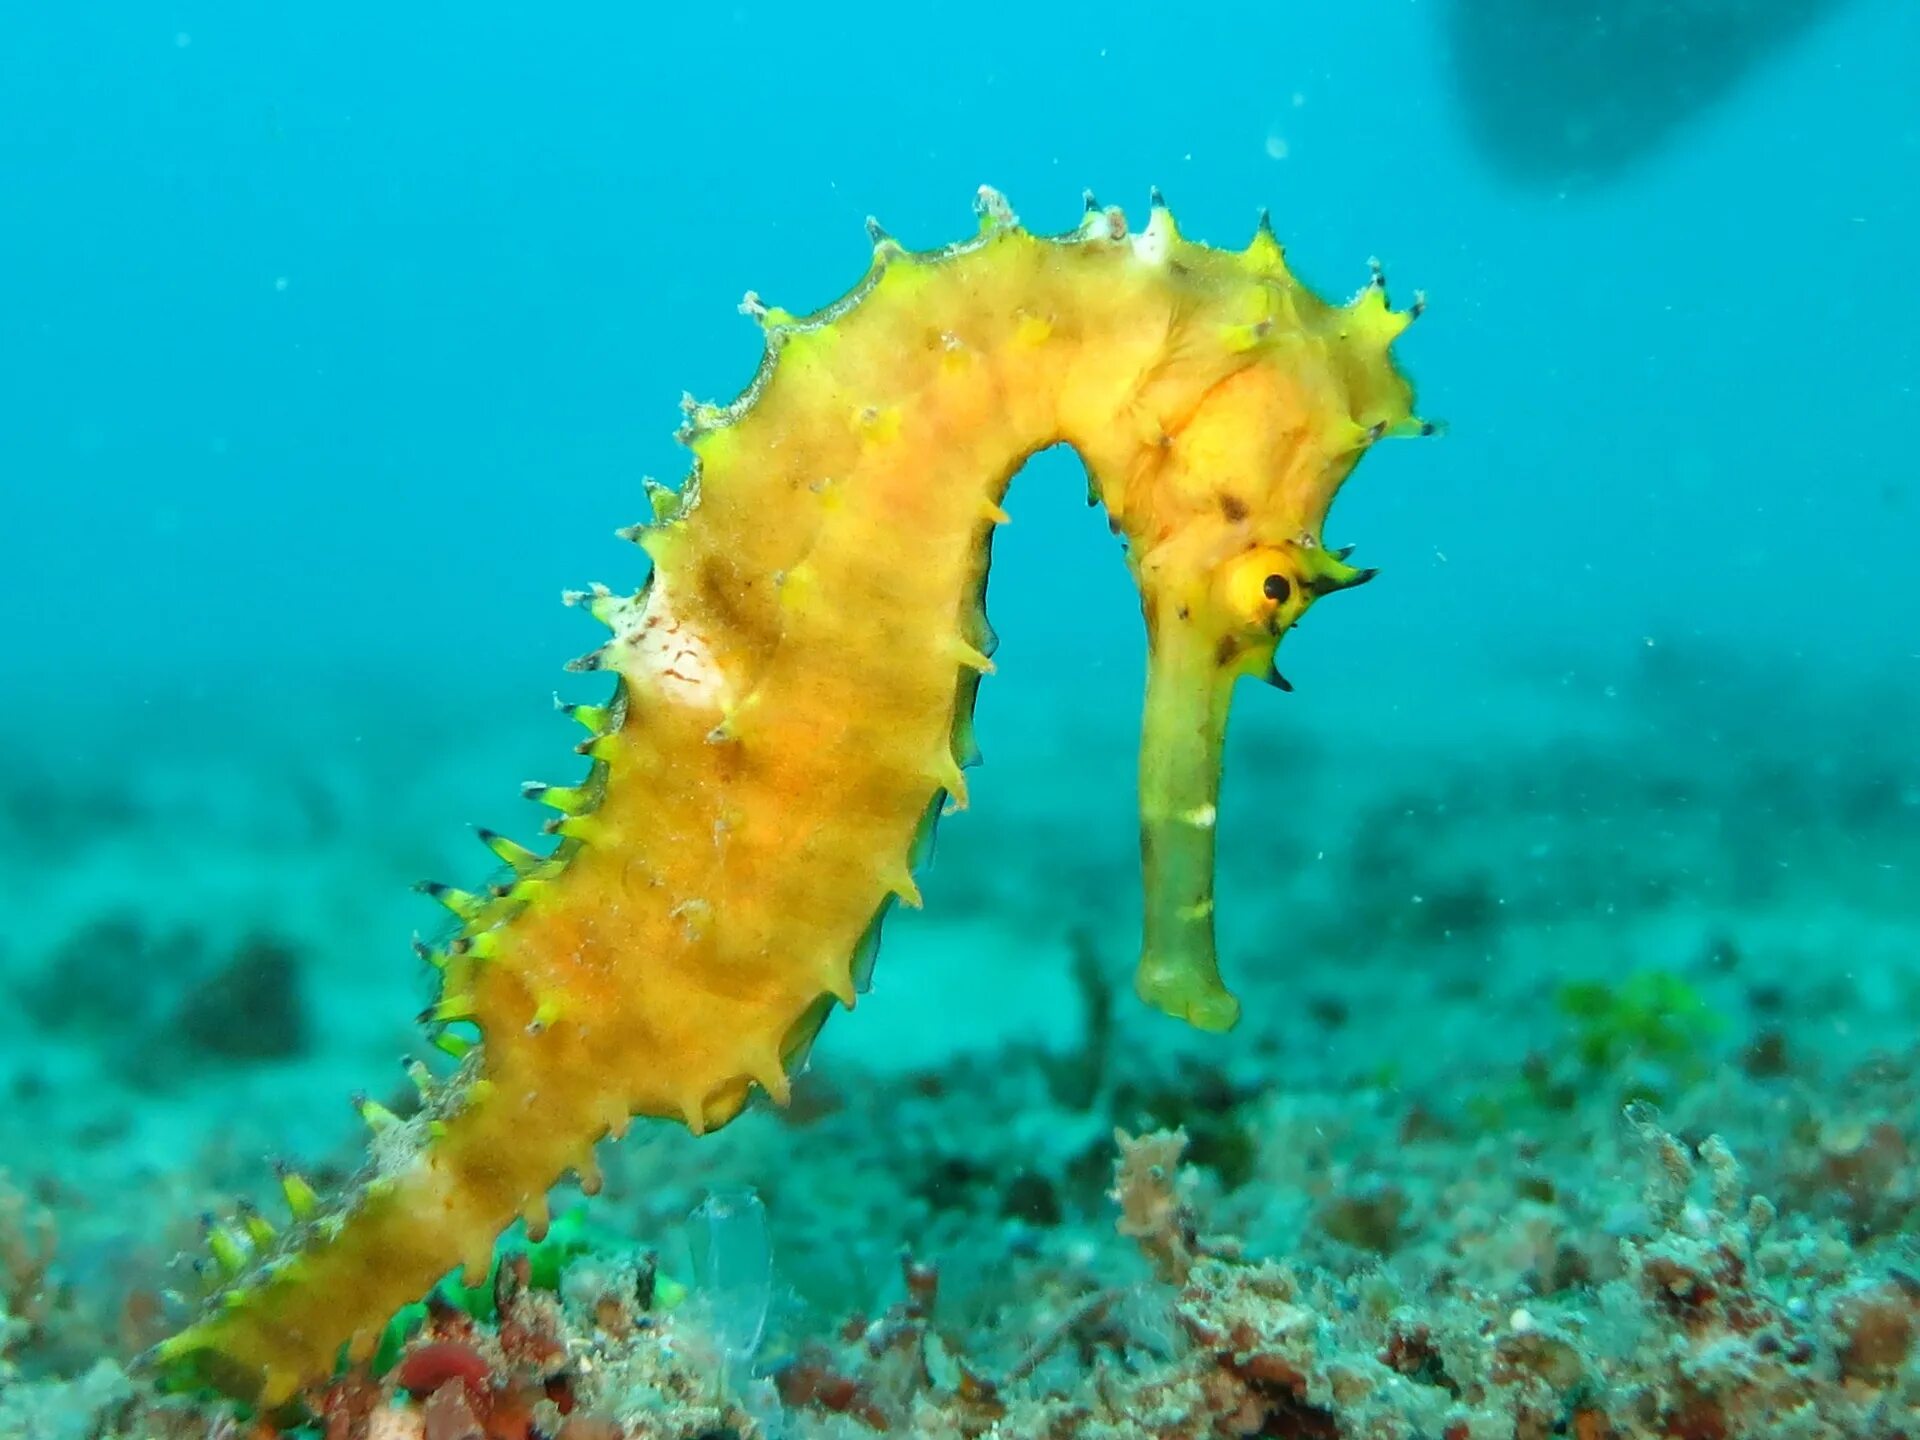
[154,188,1426,1407]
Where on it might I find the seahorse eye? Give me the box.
[1262,574,1291,604]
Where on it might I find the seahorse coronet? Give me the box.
[152,185,1429,1411]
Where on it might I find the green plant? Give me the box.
[1556,969,1722,1072]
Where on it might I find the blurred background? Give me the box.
[4,0,1911,707]
[0,0,1916,1413]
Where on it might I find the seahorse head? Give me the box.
[1178,531,1379,679]
[1114,235,1427,1033]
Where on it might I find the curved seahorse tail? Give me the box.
[151,1046,615,1408]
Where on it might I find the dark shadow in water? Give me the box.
[1444,0,1851,191]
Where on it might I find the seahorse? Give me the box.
[153,186,1429,1408]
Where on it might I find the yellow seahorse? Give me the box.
[154,186,1429,1408]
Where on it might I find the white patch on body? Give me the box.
[611,577,730,709]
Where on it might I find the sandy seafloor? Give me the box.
[2,630,1918,1439]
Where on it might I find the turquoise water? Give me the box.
[8,2,1914,698]
[2,4,1918,1435]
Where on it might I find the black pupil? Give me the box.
[1263,574,1291,603]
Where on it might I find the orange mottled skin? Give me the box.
[155,188,1426,1408]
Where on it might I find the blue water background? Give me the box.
[3,1,1915,773]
